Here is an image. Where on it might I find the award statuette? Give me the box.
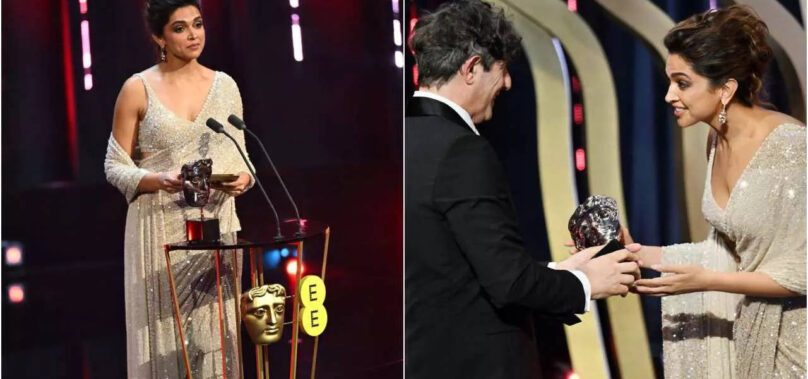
[182,158,220,243]
[568,195,623,258]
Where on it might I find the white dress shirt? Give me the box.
[413,90,480,135]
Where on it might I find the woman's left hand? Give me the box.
[213,172,251,197]
[633,264,712,296]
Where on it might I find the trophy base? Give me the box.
[594,238,624,258]
[186,218,220,244]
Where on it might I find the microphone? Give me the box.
[227,114,303,236]
[205,118,284,240]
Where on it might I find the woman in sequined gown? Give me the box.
[628,6,806,378]
[104,1,254,377]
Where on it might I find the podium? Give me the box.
[164,220,331,379]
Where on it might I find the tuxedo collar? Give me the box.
[406,96,476,134]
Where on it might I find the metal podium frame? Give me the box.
[164,221,330,379]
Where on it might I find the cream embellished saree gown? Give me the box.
[661,123,806,378]
[104,71,254,378]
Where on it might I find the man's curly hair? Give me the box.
[409,0,522,88]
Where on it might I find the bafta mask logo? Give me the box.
[241,284,286,345]
[181,158,213,207]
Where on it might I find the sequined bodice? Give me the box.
[135,71,221,153]
[702,123,806,271]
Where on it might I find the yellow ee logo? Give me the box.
[299,275,326,307]
[300,304,327,336]
[298,275,327,336]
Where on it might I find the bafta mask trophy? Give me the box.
[568,195,623,257]
[241,284,287,345]
[182,158,220,243]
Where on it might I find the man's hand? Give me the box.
[578,245,642,299]
[555,245,604,271]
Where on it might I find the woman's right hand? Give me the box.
[635,245,663,269]
[158,171,183,193]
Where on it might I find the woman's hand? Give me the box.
[158,171,183,193]
[618,226,634,245]
[633,264,713,296]
[634,245,663,269]
[564,239,579,255]
[212,172,251,196]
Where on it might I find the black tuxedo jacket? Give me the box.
[405,97,586,379]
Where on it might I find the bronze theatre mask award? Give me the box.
[241,284,288,345]
[568,195,623,257]
[182,158,220,243]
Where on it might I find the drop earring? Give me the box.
[160,45,166,62]
[718,103,727,125]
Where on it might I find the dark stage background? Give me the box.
[2,0,403,378]
[406,0,803,378]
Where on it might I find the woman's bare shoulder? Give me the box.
[761,109,804,129]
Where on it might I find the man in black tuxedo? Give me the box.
[405,1,641,378]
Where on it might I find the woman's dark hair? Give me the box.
[664,5,772,107]
[409,0,522,88]
[144,0,201,37]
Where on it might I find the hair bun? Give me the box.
[664,5,772,107]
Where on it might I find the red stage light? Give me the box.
[573,104,584,124]
[408,17,418,55]
[566,372,580,379]
[568,0,578,12]
[61,0,79,174]
[6,246,22,266]
[286,260,305,276]
[575,149,586,171]
[8,284,24,303]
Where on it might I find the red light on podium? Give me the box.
[8,284,24,303]
[286,260,305,276]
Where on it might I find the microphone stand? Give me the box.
[206,118,284,240]
[227,115,304,237]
